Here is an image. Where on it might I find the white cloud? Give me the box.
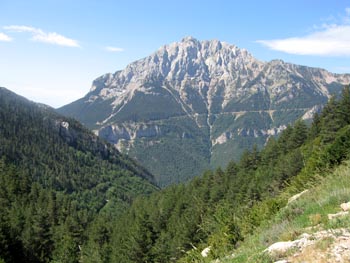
[32,32,80,47]
[105,46,124,52]
[257,8,350,56]
[3,25,80,47]
[0,32,12,42]
[4,25,38,33]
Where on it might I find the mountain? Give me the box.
[2,84,349,262]
[0,87,155,188]
[58,37,350,186]
[82,87,350,263]
[0,87,157,262]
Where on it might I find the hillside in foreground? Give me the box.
[225,161,350,263]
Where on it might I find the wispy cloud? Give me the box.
[4,25,80,47]
[257,8,350,56]
[32,32,80,47]
[0,32,12,42]
[105,46,124,52]
[4,25,37,33]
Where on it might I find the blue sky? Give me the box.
[1,0,350,107]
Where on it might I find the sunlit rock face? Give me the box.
[58,37,350,186]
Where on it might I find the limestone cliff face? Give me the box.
[58,37,350,186]
[98,123,162,147]
[86,37,349,118]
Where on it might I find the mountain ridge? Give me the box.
[58,37,350,186]
[0,86,155,186]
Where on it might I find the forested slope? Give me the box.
[0,87,157,262]
[106,86,350,262]
[1,85,349,262]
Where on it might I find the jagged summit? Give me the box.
[87,37,262,110]
[180,35,200,43]
[58,37,350,186]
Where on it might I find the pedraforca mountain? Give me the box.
[58,37,350,186]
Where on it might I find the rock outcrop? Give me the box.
[341,201,350,211]
[266,229,350,262]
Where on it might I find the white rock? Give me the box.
[201,246,211,258]
[328,211,349,220]
[287,189,309,205]
[60,121,69,130]
[264,241,297,255]
[340,202,350,211]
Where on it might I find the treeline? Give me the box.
[1,86,350,262]
[104,86,350,262]
[107,122,309,262]
[0,88,157,262]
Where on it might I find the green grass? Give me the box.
[222,160,350,263]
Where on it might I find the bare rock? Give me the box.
[287,190,309,205]
[201,246,211,258]
[264,229,350,262]
[264,241,297,255]
[340,202,350,211]
[328,211,349,220]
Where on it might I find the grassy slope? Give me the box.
[224,160,350,263]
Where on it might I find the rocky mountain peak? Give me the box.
[59,37,350,186]
[86,37,265,107]
[181,35,201,44]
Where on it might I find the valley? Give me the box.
[1,49,350,263]
[3,2,350,263]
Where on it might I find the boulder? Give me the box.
[264,241,296,255]
[340,202,350,211]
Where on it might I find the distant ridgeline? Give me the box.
[58,37,350,186]
[0,87,157,262]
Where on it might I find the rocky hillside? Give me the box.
[58,37,350,186]
[222,161,350,263]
